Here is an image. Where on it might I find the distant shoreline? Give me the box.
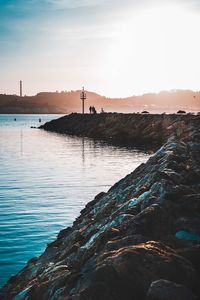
[0,90,199,114]
[0,113,66,115]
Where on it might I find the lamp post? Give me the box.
[80,87,86,114]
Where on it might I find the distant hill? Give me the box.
[0,90,199,114]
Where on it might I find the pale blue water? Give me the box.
[0,114,149,287]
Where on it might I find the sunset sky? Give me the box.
[0,0,200,97]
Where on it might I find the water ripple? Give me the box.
[0,114,149,286]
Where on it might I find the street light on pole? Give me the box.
[80,87,86,114]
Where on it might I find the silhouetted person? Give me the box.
[89,106,92,114]
[92,106,97,114]
[39,118,41,122]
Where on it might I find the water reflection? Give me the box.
[20,129,23,155]
[82,137,85,165]
[0,114,150,287]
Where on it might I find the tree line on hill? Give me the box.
[0,90,199,114]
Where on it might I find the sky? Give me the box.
[0,0,200,97]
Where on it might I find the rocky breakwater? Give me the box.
[1,114,200,300]
[39,113,197,149]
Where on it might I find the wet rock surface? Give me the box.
[0,114,200,300]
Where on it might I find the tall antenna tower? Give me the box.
[80,86,86,114]
[20,80,22,97]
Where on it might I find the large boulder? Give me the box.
[145,279,197,300]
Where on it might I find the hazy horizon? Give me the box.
[1,88,200,99]
[1,0,200,97]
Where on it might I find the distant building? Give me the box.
[20,80,22,97]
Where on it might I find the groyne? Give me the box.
[0,113,200,300]
[40,113,197,149]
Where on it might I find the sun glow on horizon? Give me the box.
[0,1,200,97]
[102,4,200,97]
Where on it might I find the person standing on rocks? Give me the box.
[92,106,97,114]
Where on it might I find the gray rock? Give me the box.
[145,279,197,300]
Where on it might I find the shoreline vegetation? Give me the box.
[1,113,200,300]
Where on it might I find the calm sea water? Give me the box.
[0,114,149,287]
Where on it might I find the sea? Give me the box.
[0,114,150,287]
